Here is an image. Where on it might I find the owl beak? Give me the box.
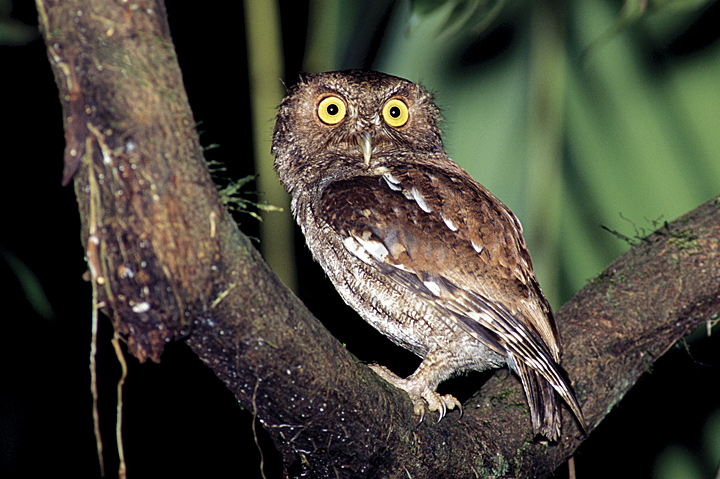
[357,132,372,166]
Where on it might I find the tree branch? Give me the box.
[36,0,720,477]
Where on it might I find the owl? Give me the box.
[272,70,585,440]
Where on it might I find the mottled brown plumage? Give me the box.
[272,70,585,439]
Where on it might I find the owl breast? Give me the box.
[292,168,507,374]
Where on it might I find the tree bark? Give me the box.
[36,1,720,477]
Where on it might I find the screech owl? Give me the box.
[272,70,585,440]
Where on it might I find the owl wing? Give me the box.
[319,163,584,428]
[319,164,558,356]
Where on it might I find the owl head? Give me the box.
[272,70,444,193]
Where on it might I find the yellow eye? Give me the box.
[382,98,409,127]
[317,95,347,125]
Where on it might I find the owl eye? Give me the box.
[317,95,347,125]
[382,98,409,127]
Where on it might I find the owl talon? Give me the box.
[369,364,461,422]
[420,390,461,423]
[413,402,426,424]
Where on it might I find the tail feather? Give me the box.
[508,353,586,440]
[514,359,560,439]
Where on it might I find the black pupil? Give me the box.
[389,106,401,118]
[326,103,339,115]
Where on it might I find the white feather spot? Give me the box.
[342,236,371,264]
[441,213,458,231]
[471,239,483,254]
[411,187,432,213]
[343,235,389,264]
[393,263,413,273]
[423,280,442,296]
[382,173,402,191]
[356,237,389,262]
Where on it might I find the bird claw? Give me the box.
[420,390,462,423]
[369,364,461,423]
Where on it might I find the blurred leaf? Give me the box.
[653,445,703,479]
[584,0,711,59]
[704,409,720,475]
[0,18,38,46]
[409,0,449,17]
[1,246,54,320]
[647,0,713,12]
[244,0,296,291]
[0,0,38,45]
[408,0,507,38]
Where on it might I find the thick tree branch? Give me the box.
[37,1,720,477]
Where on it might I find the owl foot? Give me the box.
[369,364,462,423]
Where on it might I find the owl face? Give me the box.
[272,70,444,192]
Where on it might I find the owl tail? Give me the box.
[507,351,587,440]
[513,359,562,440]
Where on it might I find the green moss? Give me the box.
[667,227,699,253]
[477,452,510,478]
[212,171,283,224]
[490,384,528,413]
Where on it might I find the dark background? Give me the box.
[2,1,719,478]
